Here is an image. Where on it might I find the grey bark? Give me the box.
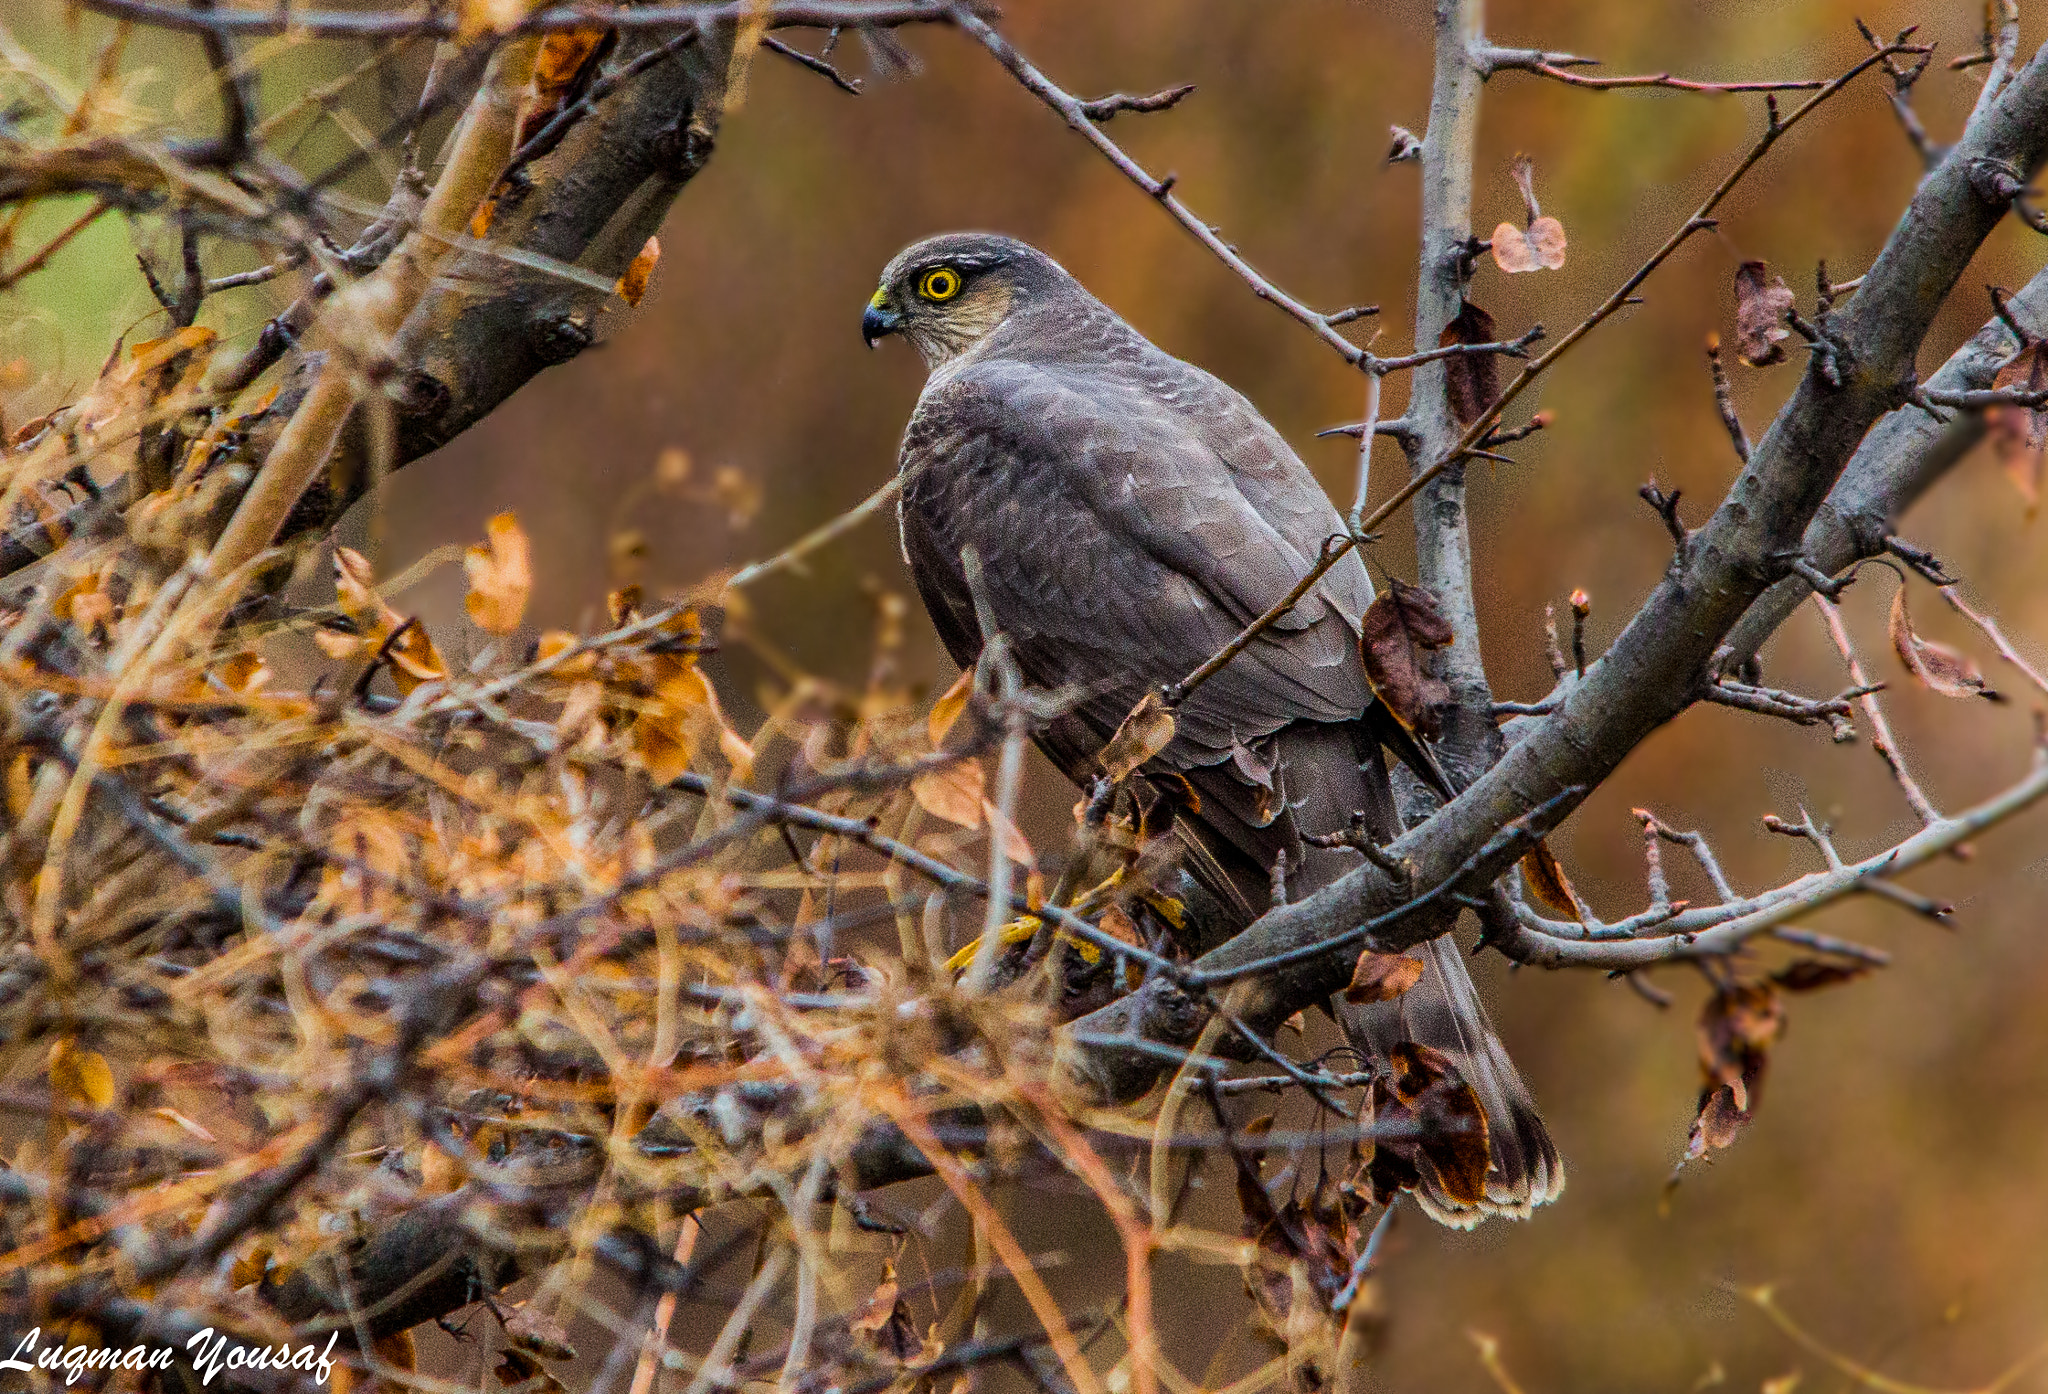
[1062,36,2048,1106]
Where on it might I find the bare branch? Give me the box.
[1474,45,1827,94]
[1812,594,1943,827]
[1700,676,1871,738]
[1165,33,1920,709]
[1501,752,2048,969]
[1374,322,1545,374]
[1079,83,1197,122]
[1723,267,2048,667]
[1064,29,2048,1103]
[1705,334,1751,461]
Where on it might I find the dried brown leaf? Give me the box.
[1490,219,1567,275]
[1439,301,1500,426]
[464,511,532,634]
[1379,1042,1490,1207]
[1734,261,1794,367]
[1525,215,1567,270]
[126,325,217,382]
[1889,587,2003,701]
[912,759,985,829]
[1518,839,1578,917]
[1098,903,1144,949]
[982,797,1035,866]
[1686,980,1783,1162]
[1989,341,2047,514]
[616,235,660,309]
[929,667,974,746]
[331,548,447,694]
[1489,221,1538,274]
[49,1038,114,1109]
[526,27,607,136]
[1344,951,1424,1004]
[1359,577,1453,738]
[851,1265,934,1365]
[1098,689,1176,781]
[1770,959,1876,993]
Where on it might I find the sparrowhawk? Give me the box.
[863,231,1560,1226]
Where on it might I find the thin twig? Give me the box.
[1811,593,1943,826]
[1163,37,1916,705]
[1473,46,1827,94]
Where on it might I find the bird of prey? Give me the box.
[863,232,1560,1226]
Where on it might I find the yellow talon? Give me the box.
[945,916,1041,973]
[943,916,1107,973]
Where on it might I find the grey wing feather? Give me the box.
[897,357,1369,769]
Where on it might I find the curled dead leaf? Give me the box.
[49,1038,114,1109]
[1369,1042,1490,1209]
[1989,341,2047,513]
[912,758,985,829]
[329,548,447,694]
[1345,950,1424,1004]
[929,666,974,746]
[1098,689,1176,781]
[982,797,1035,865]
[850,1264,936,1365]
[1359,578,1453,738]
[1491,166,1567,275]
[1519,839,1579,918]
[464,511,532,634]
[1734,261,1794,367]
[524,27,609,142]
[616,235,660,309]
[616,610,753,782]
[1098,903,1144,950]
[1771,959,1876,992]
[1889,587,2003,701]
[1439,301,1500,426]
[1686,980,1783,1163]
[125,325,217,381]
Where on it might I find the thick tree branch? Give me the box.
[1402,0,1500,800]
[1061,34,2048,1105]
[1721,265,2048,668]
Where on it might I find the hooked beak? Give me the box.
[862,288,901,349]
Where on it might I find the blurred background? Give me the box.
[10,1,2048,1389]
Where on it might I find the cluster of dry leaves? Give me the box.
[0,308,1470,1390]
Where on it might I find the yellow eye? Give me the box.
[919,267,962,301]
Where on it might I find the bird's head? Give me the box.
[862,233,1069,368]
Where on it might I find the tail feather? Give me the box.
[1173,720,1563,1228]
